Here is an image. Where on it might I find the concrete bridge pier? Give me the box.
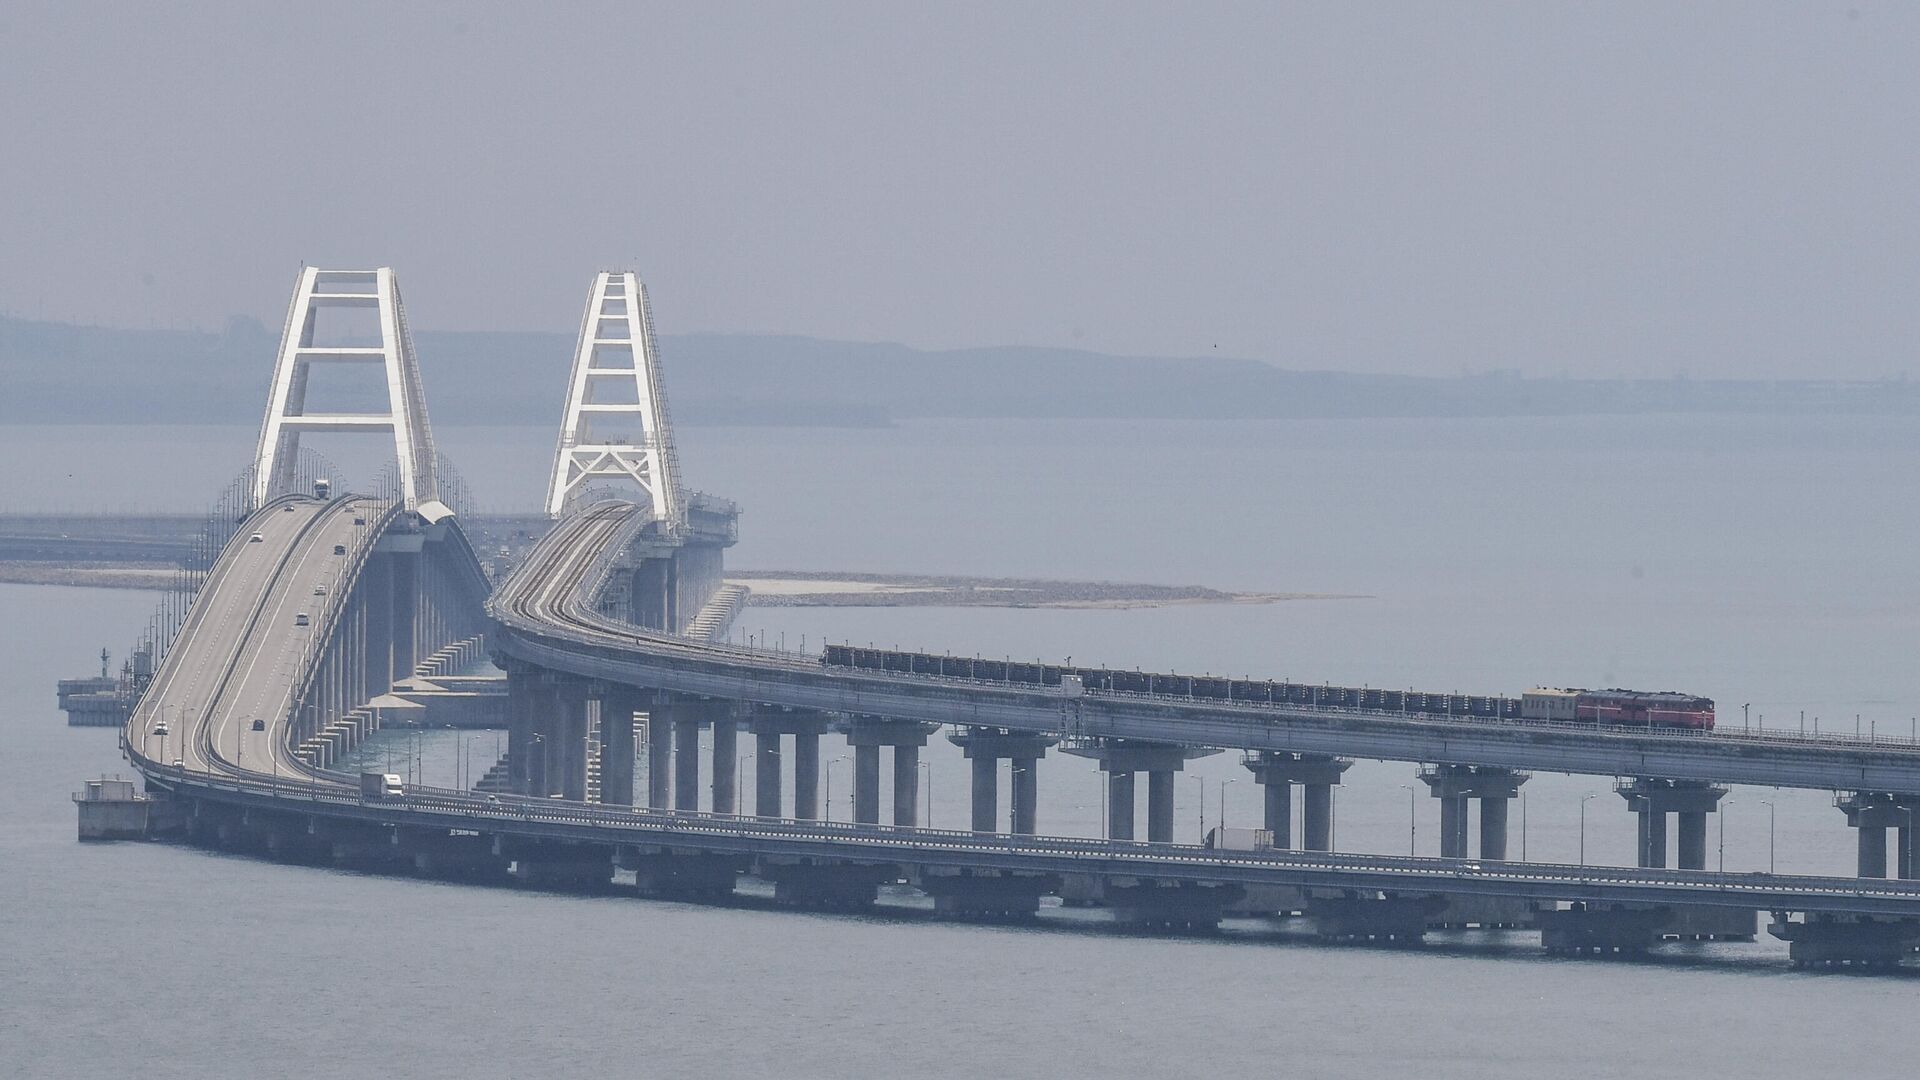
[754,728,782,817]
[1307,892,1445,945]
[914,868,1058,920]
[842,716,938,827]
[795,726,821,820]
[503,666,532,794]
[1837,793,1919,878]
[744,707,833,819]
[1419,765,1528,859]
[711,707,738,815]
[643,698,672,809]
[597,686,644,805]
[551,679,591,802]
[1245,752,1350,850]
[619,845,744,899]
[1769,912,1920,968]
[652,698,739,813]
[1105,880,1245,932]
[674,713,701,812]
[1107,771,1136,840]
[949,728,1056,834]
[498,836,616,891]
[1066,740,1216,843]
[1147,770,1175,843]
[757,858,896,910]
[1538,903,1670,955]
[1618,779,1726,869]
[968,756,997,833]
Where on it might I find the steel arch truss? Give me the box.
[252,267,440,512]
[545,271,681,523]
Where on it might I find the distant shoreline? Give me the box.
[730,570,1367,610]
[0,561,1365,610]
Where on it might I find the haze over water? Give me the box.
[4,415,1916,1078]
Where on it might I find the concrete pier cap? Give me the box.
[1059,737,1218,774]
[841,715,940,746]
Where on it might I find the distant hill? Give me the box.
[1,313,1913,425]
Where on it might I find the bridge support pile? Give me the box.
[949,728,1058,834]
[843,716,939,826]
[1838,793,1920,879]
[1245,752,1351,851]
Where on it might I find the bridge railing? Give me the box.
[282,498,405,748]
[521,600,1920,757]
[132,763,1920,907]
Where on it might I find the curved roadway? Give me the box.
[120,497,1920,922]
[128,494,386,781]
[490,502,1920,793]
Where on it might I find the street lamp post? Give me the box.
[1219,777,1237,838]
[528,734,545,797]
[1760,799,1776,874]
[1520,791,1529,861]
[1579,793,1598,867]
[1899,805,1916,880]
[919,760,932,828]
[1718,799,1734,873]
[1193,775,1205,843]
[1400,784,1416,855]
[824,756,849,823]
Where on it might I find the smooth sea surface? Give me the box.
[5,415,1918,1079]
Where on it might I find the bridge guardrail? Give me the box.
[134,763,1920,909]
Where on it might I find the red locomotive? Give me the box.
[1521,688,1715,730]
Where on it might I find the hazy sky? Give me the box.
[3,2,1916,378]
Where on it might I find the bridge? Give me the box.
[96,265,1920,969]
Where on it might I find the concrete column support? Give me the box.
[598,688,640,805]
[949,728,1055,836]
[1421,764,1526,860]
[746,708,833,821]
[1619,779,1724,870]
[1438,795,1468,859]
[1859,826,1889,879]
[1011,758,1038,836]
[710,710,738,815]
[1107,771,1136,840]
[645,709,671,809]
[755,730,783,819]
[1068,739,1212,842]
[1250,752,1350,852]
[1146,770,1176,843]
[1480,796,1510,861]
[1303,783,1334,852]
[844,715,936,826]
[505,668,537,794]
[674,716,701,812]
[794,731,820,820]
[970,756,997,833]
[1676,811,1708,871]
[892,744,920,828]
[556,681,590,802]
[1262,778,1292,848]
[852,743,881,825]
[1638,809,1669,869]
[1838,793,1912,879]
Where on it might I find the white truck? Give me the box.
[1204,826,1275,851]
[359,771,405,800]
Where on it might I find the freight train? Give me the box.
[819,644,1716,731]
